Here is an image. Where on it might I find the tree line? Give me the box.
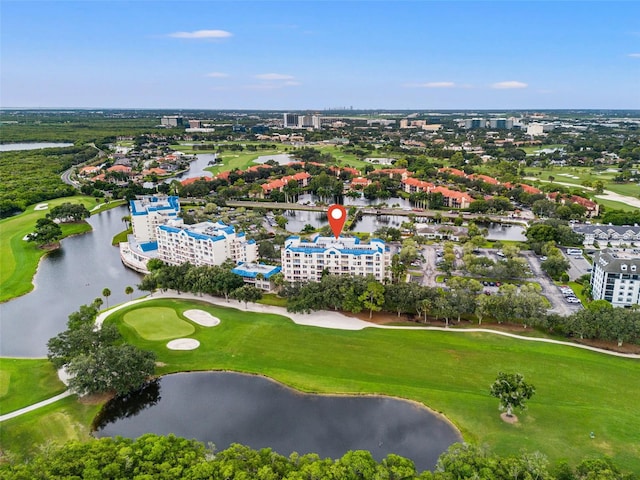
[139,259,263,307]
[0,146,95,217]
[1,434,633,479]
[138,261,640,346]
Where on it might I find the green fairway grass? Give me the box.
[0,395,101,458]
[104,298,640,472]
[123,307,196,340]
[0,358,66,414]
[0,196,99,302]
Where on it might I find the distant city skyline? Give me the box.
[1,1,639,110]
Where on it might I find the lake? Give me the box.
[0,206,143,357]
[94,371,462,472]
[0,142,74,152]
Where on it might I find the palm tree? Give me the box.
[125,285,134,301]
[93,297,104,310]
[102,288,111,308]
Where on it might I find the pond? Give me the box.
[0,206,143,357]
[94,372,461,472]
[283,209,526,240]
[0,142,74,152]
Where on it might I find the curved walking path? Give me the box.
[5,290,638,423]
[0,390,73,422]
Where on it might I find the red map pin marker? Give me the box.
[327,204,347,239]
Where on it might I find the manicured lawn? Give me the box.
[111,227,132,246]
[258,293,288,307]
[103,298,640,472]
[0,358,66,415]
[122,307,195,341]
[0,196,98,302]
[0,395,101,458]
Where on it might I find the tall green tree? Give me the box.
[27,217,62,246]
[358,280,385,319]
[102,287,111,308]
[490,372,536,417]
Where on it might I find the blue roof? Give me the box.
[139,241,158,252]
[130,196,180,216]
[232,264,281,279]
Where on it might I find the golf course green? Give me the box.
[104,298,640,471]
[123,307,195,341]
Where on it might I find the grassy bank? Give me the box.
[0,196,120,303]
[0,396,101,458]
[97,298,640,472]
[0,358,66,415]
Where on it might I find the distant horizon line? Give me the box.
[2,107,640,113]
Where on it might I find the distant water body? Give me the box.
[0,142,74,152]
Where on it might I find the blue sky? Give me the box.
[1,1,639,109]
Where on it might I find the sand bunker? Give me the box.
[34,203,49,210]
[183,309,220,327]
[166,338,200,350]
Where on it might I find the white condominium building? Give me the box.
[281,235,390,283]
[130,195,180,242]
[591,249,640,307]
[157,219,258,267]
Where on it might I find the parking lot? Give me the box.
[562,249,593,280]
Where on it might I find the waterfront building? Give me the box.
[231,262,282,291]
[157,219,257,267]
[591,249,640,307]
[281,235,390,283]
[130,195,181,242]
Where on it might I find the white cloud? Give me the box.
[404,81,456,88]
[628,53,640,58]
[205,72,229,78]
[255,73,295,80]
[283,81,301,86]
[491,81,528,89]
[168,30,232,39]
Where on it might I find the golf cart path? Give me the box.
[4,291,637,423]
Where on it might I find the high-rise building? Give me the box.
[130,196,181,243]
[464,118,486,129]
[283,113,300,128]
[591,249,640,307]
[157,219,258,267]
[281,235,390,283]
[489,118,514,129]
[161,115,184,127]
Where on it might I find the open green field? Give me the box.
[172,141,382,175]
[123,307,195,340]
[98,298,640,472]
[525,165,640,199]
[0,196,101,302]
[0,358,66,415]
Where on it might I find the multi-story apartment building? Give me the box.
[281,235,390,283]
[157,219,257,267]
[591,249,640,307]
[130,195,180,243]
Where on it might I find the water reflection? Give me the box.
[94,372,461,472]
[93,380,161,430]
